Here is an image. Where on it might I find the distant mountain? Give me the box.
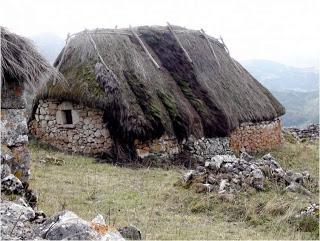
[241,59,318,91]
[272,90,318,127]
[241,59,319,127]
[30,33,64,64]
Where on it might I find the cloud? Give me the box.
[1,0,319,67]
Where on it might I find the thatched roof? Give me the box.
[39,25,285,142]
[0,27,58,86]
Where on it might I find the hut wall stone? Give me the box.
[29,99,113,155]
[229,119,282,153]
[1,82,30,184]
[29,99,282,158]
[134,135,181,159]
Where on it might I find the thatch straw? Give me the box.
[38,25,285,144]
[0,27,60,89]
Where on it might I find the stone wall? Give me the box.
[186,136,233,163]
[284,124,319,141]
[29,99,113,155]
[29,100,282,158]
[1,82,30,184]
[134,135,181,158]
[229,119,282,153]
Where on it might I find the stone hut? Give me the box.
[29,25,285,159]
[1,27,57,183]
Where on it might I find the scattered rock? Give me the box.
[196,165,206,173]
[218,179,228,193]
[295,203,319,218]
[251,169,265,190]
[118,225,142,240]
[182,170,197,183]
[218,192,234,202]
[285,182,312,197]
[240,151,254,162]
[193,183,208,193]
[40,155,65,166]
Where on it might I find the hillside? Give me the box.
[241,59,319,127]
[241,59,319,91]
[272,90,319,127]
[28,139,319,239]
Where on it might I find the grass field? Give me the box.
[28,140,319,239]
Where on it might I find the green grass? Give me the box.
[28,140,319,239]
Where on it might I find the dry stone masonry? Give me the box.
[30,98,283,158]
[29,99,113,156]
[284,124,319,141]
[229,119,282,153]
[134,135,181,158]
[1,82,30,184]
[186,136,233,163]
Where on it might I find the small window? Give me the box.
[62,110,73,124]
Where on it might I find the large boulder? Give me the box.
[0,200,35,240]
[34,210,101,240]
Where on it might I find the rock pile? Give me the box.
[186,136,233,163]
[285,124,319,141]
[180,153,313,196]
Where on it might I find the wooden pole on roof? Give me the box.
[220,36,242,73]
[167,22,193,63]
[85,30,113,73]
[129,25,161,69]
[200,29,221,69]
[53,33,70,85]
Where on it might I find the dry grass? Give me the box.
[28,140,319,239]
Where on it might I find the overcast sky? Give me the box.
[1,0,319,67]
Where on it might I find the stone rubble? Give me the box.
[295,203,319,219]
[180,152,313,195]
[284,123,319,141]
[118,225,142,240]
